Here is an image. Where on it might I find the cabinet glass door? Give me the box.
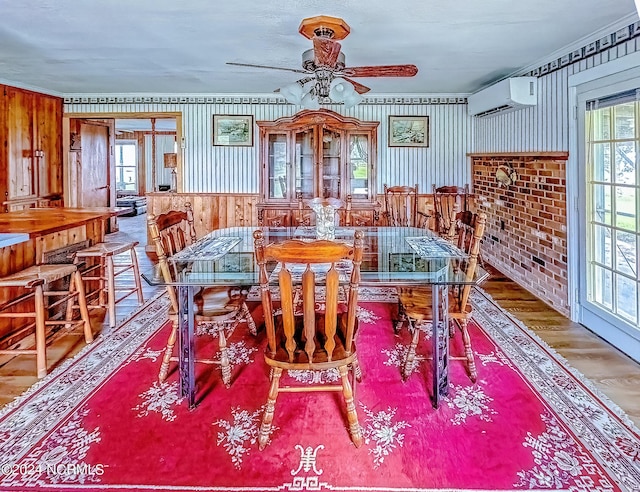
[267,133,288,199]
[295,128,315,199]
[349,133,370,199]
[321,128,341,198]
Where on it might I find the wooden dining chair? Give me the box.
[383,184,421,227]
[432,184,470,238]
[148,203,256,386]
[253,229,364,450]
[344,194,371,226]
[398,212,486,382]
[296,192,312,226]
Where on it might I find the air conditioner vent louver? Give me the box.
[467,77,537,117]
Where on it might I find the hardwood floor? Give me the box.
[482,265,640,427]
[0,215,639,429]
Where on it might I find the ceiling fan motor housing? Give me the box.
[302,49,345,72]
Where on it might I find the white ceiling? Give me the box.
[0,0,637,97]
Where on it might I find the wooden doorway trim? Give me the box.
[62,111,183,203]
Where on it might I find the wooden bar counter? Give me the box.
[0,208,125,277]
[0,207,126,351]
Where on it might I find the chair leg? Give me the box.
[65,272,75,324]
[458,319,477,382]
[97,256,107,307]
[73,270,94,343]
[159,321,178,382]
[351,362,358,401]
[393,299,405,334]
[402,321,421,381]
[259,367,282,450]
[352,354,363,382]
[34,285,47,379]
[241,301,257,336]
[130,247,145,304]
[339,364,363,448]
[218,325,231,387]
[105,256,117,329]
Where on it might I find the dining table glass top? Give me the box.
[141,226,488,287]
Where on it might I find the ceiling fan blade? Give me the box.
[226,62,308,74]
[342,64,419,78]
[343,77,371,94]
[313,36,342,67]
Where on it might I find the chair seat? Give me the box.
[169,287,244,322]
[196,287,245,320]
[165,287,246,321]
[398,287,470,321]
[74,241,138,257]
[0,264,78,287]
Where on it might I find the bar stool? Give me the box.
[70,241,144,329]
[0,264,93,378]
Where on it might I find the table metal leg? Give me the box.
[431,284,450,408]
[178,285,196,409]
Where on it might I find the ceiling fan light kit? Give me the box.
[227,15,418,110]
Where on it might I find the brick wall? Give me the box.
[471,153,569,316]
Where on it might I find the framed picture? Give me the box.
[388,116,429,147]
[213,115,253,146]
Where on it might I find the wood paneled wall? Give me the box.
[146,193,259,244]
[146,191,451,249]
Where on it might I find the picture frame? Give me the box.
[388,116,429,147]
[213,115,253,146]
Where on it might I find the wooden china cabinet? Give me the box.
[256,109,380,226]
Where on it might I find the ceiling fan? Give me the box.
[227,16,418,108]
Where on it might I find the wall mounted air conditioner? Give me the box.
[467,77,537,117]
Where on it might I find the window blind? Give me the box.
[586,88,640,110]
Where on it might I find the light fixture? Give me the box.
[328,77,352,102]
[280,76,363,110]
[163,152,177,192]
[300,90,321,110]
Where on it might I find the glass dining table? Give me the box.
[142,225,488,409]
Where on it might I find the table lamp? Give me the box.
[163,152,177,192]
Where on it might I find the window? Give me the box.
[585,93,639,326]
[115,141,138,193]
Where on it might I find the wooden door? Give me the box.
[79,121,110,208]
[4,86,36,201]
[35,94,63,197]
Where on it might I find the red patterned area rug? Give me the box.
[0,290,639,492]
